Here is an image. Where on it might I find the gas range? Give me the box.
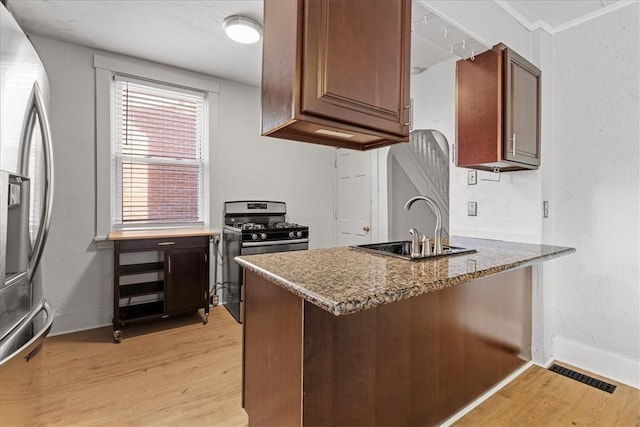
[223,201,309,244]
[224,222,309,243]
[221,201,309,323]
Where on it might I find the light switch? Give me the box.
[468,170,477,185]
[468,202,477,216]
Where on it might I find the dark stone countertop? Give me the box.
[235,236,575,316]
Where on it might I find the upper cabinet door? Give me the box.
[301,0,410,136]
[455,44,541,171]
[503,49,541,167]
[261,0,411,150]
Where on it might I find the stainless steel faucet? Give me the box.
[404,195,443,255]
[408,227,421,258]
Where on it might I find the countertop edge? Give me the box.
[108,228,217,240]
[235,244,576,316]
[234,259,342,314]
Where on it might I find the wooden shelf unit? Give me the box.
[111,233,212,342]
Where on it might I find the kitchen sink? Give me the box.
[351,240,476,261]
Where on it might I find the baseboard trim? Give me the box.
[552,336,639,389]
[439,360,534,426]
[49,307,112,337]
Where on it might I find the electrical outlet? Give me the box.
[210,294,219,306]
[468,170,477,185]
[468,202,477,216]
[543,201,549,218]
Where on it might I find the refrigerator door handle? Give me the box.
[0,300,54,366]
[18,82,54,282]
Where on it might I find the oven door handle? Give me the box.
[242,238,309,248]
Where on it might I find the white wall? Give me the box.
[29,35,335,335]
[215,80,335,241]
[418,1,543,243]
[411,56,543,243]
[550,3,639,386]
[411,2,639,387]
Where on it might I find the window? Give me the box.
[111,77,206,227]
[94,54,219,243]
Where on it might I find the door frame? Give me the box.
[333,148,389,246]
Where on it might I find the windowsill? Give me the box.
[94,236,113,250]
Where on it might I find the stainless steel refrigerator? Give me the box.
[0,4,54,369]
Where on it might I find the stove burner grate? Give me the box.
[240,223,264,230]
[231,222,305,231]
[273,222,300,229]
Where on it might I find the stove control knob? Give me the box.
[251,234,258,240]
[261,233,267,240]
[288,231,294,238]
[296,231,302,238]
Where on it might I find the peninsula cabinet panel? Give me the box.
[456,44,541,171]
[242,267,532,426]
[242,271,303,426]
[261,0,411,150]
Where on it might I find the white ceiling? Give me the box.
[6,0,264,86]
[494,0,626,32]
[6,0,629,87]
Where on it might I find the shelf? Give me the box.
[119,281,164,298]
[119,262,164,275]
[112,235,210,340]
[119,301,164,321]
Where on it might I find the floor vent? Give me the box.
[548,364,617,394]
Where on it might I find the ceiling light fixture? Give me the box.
[223,15,262,44]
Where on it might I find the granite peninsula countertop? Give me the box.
[235,236,575,316]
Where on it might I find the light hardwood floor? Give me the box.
[0,306,248,427]
[455,363,639,427]
[1,305,637,426]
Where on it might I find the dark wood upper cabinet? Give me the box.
[456,44,541,171]
[261,0,411,150]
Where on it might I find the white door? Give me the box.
[335,150,372,246]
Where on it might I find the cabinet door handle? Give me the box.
[404,99,414,130]
[168,256,171,274]
[158,241,175,246]
[512,133,516,157]
[410,98,414,130]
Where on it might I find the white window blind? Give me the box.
[112,77,205,226]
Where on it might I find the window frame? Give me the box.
[111,75,206,228]
[94,54,220,245]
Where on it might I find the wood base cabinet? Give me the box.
[261,0,411,150]
[242,267,532,426]
[456,44,541,171]
[112,235,210,342]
